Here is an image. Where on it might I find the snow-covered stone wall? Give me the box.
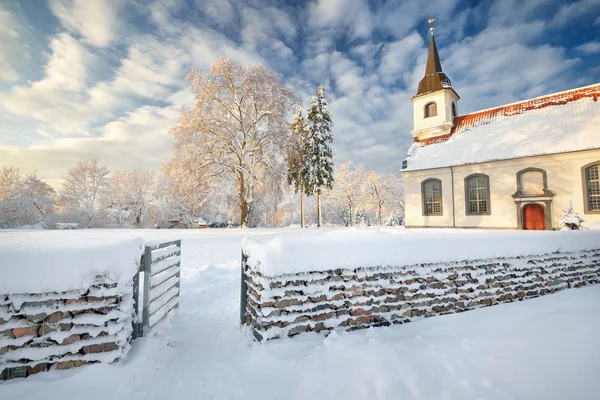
[0,237,142,380]
[242,231,600,341]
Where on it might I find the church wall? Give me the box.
[404,148,600,229]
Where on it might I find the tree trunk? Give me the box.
[300,191,304,228]
[317,190,322,228]
[238,173,248,227]
[349,204,353,226]
[378,205,382,226]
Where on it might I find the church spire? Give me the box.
[415,28,453,97]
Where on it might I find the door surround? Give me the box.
[512,167,554,230]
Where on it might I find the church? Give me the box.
[401,31,600,230]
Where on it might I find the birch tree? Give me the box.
[304,84,334,227]
[60,160,109,227]
[167,57,297,227]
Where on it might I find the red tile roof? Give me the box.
[415,84,600,147]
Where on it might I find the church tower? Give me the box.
[411,27,459,141]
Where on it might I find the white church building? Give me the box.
[401,32,600,230]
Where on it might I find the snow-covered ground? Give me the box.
[1,228,600,399]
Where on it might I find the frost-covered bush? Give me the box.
[560,202,584,230]
[386,215,405,226]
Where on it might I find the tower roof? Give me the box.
[415,33,455,97]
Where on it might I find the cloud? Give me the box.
[0,4,32,82]
[308,0,373,40]
[379,33,424,85]
[0,105,181,189]
[552,0,600,26]
[0,33,94,134]
[49,0,123,47]
[575,41,600,54]
[1,0,597,187]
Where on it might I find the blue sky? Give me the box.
[1,0,599,187]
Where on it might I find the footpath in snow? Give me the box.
[0,228,599,400]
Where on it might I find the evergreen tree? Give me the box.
[286,106,308,227]
[304,84,334,228]
[560,201,584,230]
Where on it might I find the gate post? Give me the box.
[141,246,152,337]
[240,250,247,325]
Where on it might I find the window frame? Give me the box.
[582,161,600,214]
[422,178,443,216]
[452,102,457,118]
[424,102,437,118]
[464,173,491,215]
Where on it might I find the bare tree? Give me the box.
[327,161,365,226]
[167,57,297,227]
[60,160,109,227]
[104,170,156,227]
[364,171,404,225]
[0,167,57,228]
[0,165,22,203]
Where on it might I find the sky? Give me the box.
[0,0,599,189]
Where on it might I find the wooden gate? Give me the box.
[523,204,545,230]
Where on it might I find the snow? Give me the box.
[405,84,600,171]
[243,229,600,276]
[1,228,600,400]
[0,232,143,294]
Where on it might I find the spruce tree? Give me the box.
[286,106,308,227]
[304,84,334,228]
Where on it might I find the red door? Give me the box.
[523,204,545,230]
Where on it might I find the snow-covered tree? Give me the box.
[304,84,334,228]
[364,171,405,225]
[103,170,156,227]
[0,168,57,228]
[326,161,364,226]
[167,57,297,227]
[286,105,309,227]
[60,160,109,228]
[560,201,584,230]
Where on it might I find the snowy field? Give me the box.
[1,228,600,399]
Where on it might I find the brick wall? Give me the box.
[0,280,133,380]
[243,249,600,341]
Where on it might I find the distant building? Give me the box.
[401,31,600,230]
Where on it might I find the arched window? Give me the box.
[424,102,437,118]
[422,178,442,215]
[583,162,600,212]
[452,102,457,118]
[465,174,490,215]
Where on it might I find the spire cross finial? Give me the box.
[428,18,436,35]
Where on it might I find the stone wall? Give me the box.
[0,280,133,380]
[243,249,600,341]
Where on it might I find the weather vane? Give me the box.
[428,18,436,35]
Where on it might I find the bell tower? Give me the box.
[411,23,459,141]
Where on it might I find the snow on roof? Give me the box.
[404,83,600,171]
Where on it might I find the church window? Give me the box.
[424,102,437,118]
[422,178,442,215]
[465,174,490,215]
[584,163,600,212]
[452,102,457,118]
